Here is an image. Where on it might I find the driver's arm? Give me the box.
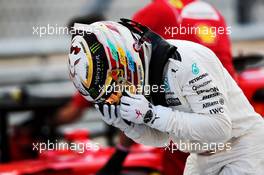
[124,124,170,147]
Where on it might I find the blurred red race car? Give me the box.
[0,130,164,175]
[234,54,264,116]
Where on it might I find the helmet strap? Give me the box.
[119,18,182,106]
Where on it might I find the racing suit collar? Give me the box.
[144,30,181,105]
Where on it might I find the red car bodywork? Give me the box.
[0,142,163,175]
[237,68,264,116]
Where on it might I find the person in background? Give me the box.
[54,92,91,124]
[132,0,236,174]
[133,0,236,78]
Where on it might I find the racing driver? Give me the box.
[68,19,264,174]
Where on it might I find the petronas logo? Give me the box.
[90,42,101,54]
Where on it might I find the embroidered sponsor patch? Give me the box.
[200,92,220,101]
[196,87,219,95]
[203,101,219,108]
[219,98,225,105]
[166,97,182,106]
[192,80,212,91]
[189,73,208,84]
[209,107,224,114]
[192,63,200,75]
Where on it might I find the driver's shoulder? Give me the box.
[167,39,219,67]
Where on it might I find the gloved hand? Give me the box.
[120,92,160,125]
[95,104,132,132]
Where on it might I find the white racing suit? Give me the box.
[124,40,264,174]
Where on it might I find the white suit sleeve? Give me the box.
[124,124,170,147]
[153,105,232,144]
[149,58,232,144]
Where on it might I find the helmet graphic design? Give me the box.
[68,21,145,104]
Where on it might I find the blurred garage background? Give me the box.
[0,0,264,163]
